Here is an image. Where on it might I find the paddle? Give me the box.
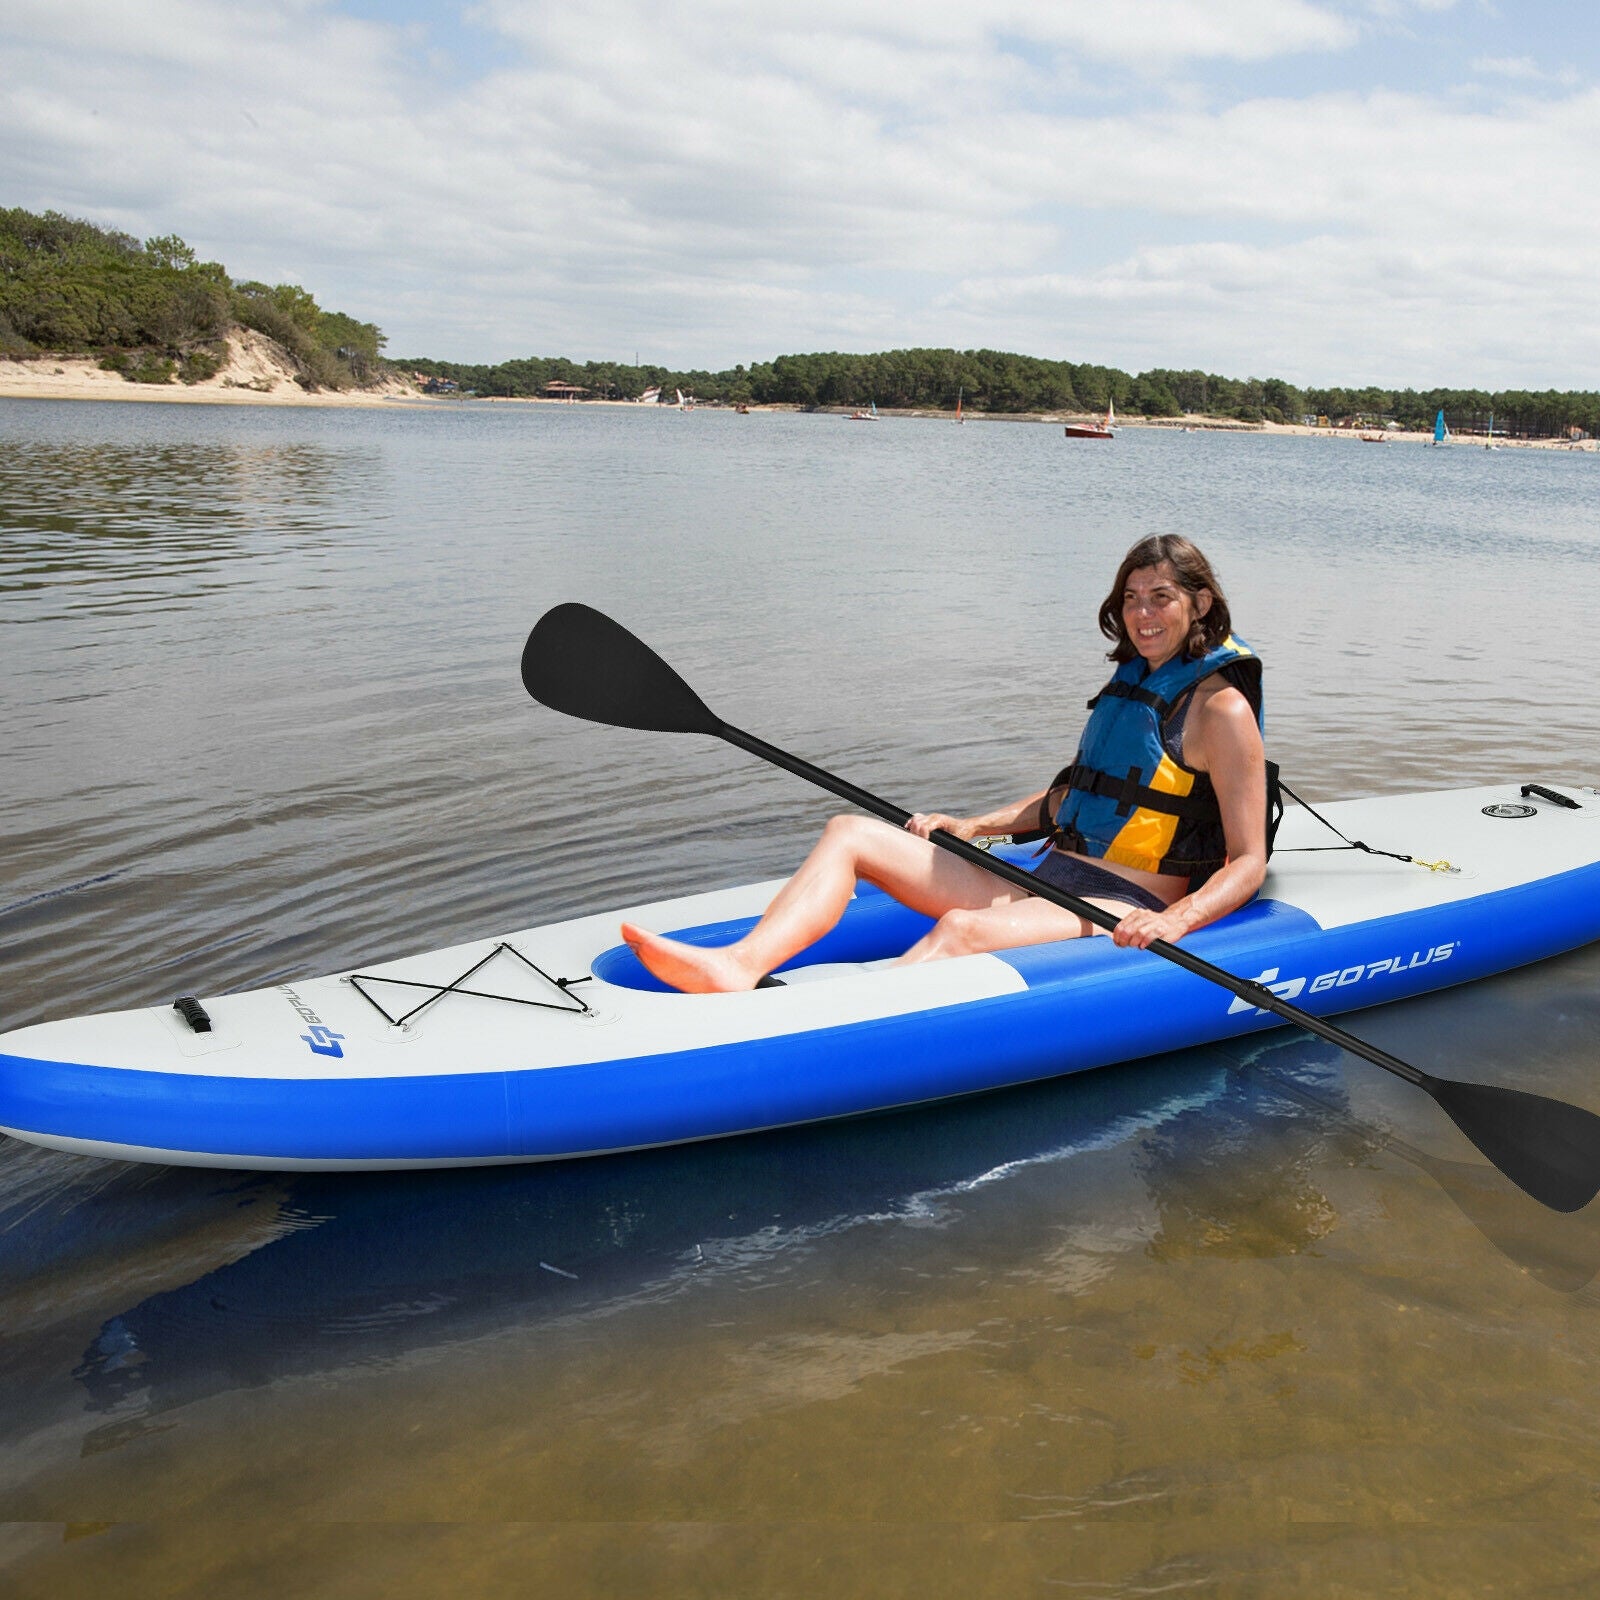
[521,602,1600,1214]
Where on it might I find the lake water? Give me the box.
[2,397,1599,1596]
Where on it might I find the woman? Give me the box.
[623,535,1268,993]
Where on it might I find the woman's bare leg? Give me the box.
[621,813,1043,993]
[894,893,1143,964]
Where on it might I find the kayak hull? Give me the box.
[3,783,1599,1169]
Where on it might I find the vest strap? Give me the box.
[1061,762,1212,822]
[1085,679,1173,715]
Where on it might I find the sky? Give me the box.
[2,0,1597,387]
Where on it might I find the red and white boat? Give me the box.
[1064,397,1115,440]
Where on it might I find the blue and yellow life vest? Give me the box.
[1046,636,1264,885]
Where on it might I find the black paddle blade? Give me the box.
[521,603,722,736]
[1428,1077,1600,1213]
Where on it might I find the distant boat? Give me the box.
[1485,410,1500,449]
[1064,397,1115,440]
[676,388,695,411]
[1360,431,1390,443]
[639,386,661,405]
[736,403,750,414]
[1432,408,1450,447]
[955,387,964,424]
[849,401,878,420]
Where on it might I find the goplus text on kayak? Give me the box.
[1228,942,1459,1015]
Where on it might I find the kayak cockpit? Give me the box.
[591,884,936,992]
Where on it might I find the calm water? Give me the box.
[3,398,1599,1595]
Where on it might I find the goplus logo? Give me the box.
[279,985,347,1058]
[1228,942,1458,1015]
[301,1024,346,1058]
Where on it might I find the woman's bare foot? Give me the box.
[620,923,758,994]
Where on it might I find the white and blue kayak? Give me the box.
[1,781,1598,1171]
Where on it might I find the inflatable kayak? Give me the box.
[1,781,1598,1171]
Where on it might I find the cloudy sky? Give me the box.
[3,0,1597,386]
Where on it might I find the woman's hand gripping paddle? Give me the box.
[521,602,1600,1214]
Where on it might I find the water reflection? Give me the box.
[1136,1057,1353,1265]
[1242,1037,1600,1296]
[0,439,368,622]
[54,1053,1228,1451]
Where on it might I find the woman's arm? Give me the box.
[905,791,1048,842]
[1111,685,1267,949]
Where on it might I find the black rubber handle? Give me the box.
[173,995,213,1033]
[1521,784,1581,810]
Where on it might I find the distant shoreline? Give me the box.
[2,352,1592,449]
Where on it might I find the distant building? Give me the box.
[543,381,589,401]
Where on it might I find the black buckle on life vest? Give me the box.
[1091,680,1173,716]
[1062,762,1210,822]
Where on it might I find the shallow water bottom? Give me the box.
[7,1522,1600,1600]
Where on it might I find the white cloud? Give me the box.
[480,0,1357,73]
[0,0,1596,384]
[1470,54,1581,87]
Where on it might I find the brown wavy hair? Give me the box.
[1098,535,1232,663]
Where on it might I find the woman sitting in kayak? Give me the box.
[623,534,1268,993]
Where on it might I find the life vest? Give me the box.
[1045,636,1264,886]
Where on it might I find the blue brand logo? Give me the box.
[301,1024,346,1058]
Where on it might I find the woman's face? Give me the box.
[1122,562,1210,671]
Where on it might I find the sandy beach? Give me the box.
[0,331,422,407]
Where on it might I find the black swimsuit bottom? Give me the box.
[1029,849,1170,914]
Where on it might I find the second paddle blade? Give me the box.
[1430,1076,1600,1214]
[521,603,723,736]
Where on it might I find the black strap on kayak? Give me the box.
[1274,777,1458,874]
[347,941,594,1028]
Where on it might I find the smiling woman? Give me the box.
[620,534,1269,993]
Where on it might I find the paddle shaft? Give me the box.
[716,720,1430,1090]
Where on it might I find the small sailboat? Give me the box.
[1064,396,1115,440]
[848,400,879,420]
[1485,410,1500,449]
[1432,408,1451,447]
[955,386,964,424]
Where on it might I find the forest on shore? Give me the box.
[403,350,1599,438]
[4,207,1596,435]
[0,207,385,389]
